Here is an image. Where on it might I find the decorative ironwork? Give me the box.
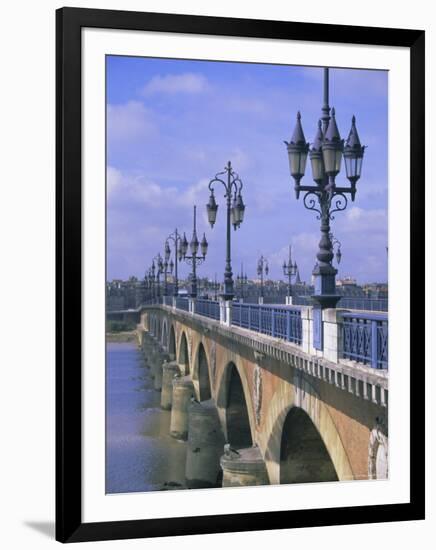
[257,255,269,302]
[165,228,181,296]
[196,299,220,320]
[283,245,298,301]
[329,192,348,219]
[207,161,245,300]
[342,312,388,370]
[180,205,208,298]
[303,191,322,218]
[175,296,189,312]
[285,67,366,351]
[232,303,302,345]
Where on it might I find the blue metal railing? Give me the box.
[232,303,302,345]
[292,295,388,312]
[339,297,388,312]
[341,312,388,369]
[162,295,172,306]
[175,297,189,312]
[196,299,220,320]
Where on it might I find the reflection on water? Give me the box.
[106,342,187,493]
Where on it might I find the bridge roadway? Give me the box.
[135,301,388,488]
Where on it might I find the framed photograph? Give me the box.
[56,7,425,543]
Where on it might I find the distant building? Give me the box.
[106,276,146,311]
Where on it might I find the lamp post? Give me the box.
[236,263,248,302]
[213,273,219,300]
[206,161,245,300]
[282,245,298,305]
[180,205,208,298]
[162,252,173,297]
[143,271,151,303]
[165,229,181,297]
[151,254,164,299]
[257,255,269,304]
[149,263,156,301]
[284,67,365,349]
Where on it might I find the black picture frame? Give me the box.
[56,7,425,543]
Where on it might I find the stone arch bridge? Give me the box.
[136,300,388,488]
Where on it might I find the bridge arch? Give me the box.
[263,375,354,484]
[280,407,338,484]
[156,315,161,340]
[161,317,168,349]
[177,330,190,375]
[168,324,176,360]
[216,361,255,449]
[192,342,212,401]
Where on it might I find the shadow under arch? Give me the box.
[178,331,190,374]
[280,407,338,484]
[156,315,161,340]
[168,324,176,360]
[161,317,168,349]
[263,377,354,485]
[192,342,212,401]
[216,361,253,449]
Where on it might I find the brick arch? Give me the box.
[151,314,157,337]
[168,323,176,360]
[156,314,161,340]
[177,329,190,375]
[262,374,354,485]
[191,340,212,402]
[161,317,169,349]
[215,359,256,448]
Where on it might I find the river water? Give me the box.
[106,342,187,493]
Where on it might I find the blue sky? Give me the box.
[106,56,388,284]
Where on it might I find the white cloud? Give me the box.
[292,232,320,252]
[226,97,268,115]
[268,233,318,270]
[341,206,387,232]
[107,166,123,196]
[107,101,155,142]
[142,73,209,95]
[178,179,210,208]
[107,166,212,211]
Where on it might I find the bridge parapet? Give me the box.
[141,302,388,409]
[154,297,388,373]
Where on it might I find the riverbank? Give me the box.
[106,330,137,343]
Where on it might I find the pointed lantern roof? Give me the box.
[324,107,341,143]
[345,115,362,150]
[311,119,324,152]
[290,111,307,145]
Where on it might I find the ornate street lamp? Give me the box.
[236,263,248,302]
[143,270,153,303]
[206,161,245,300]
[213,273,219,300]
[150,262,156,300]
[151,253,164,299]
[257,255,269,304]
[180,205,208,298]
[162,252,173,297]
[282,245,298,303]
[284,67,365,349]
[165,229,181,296]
